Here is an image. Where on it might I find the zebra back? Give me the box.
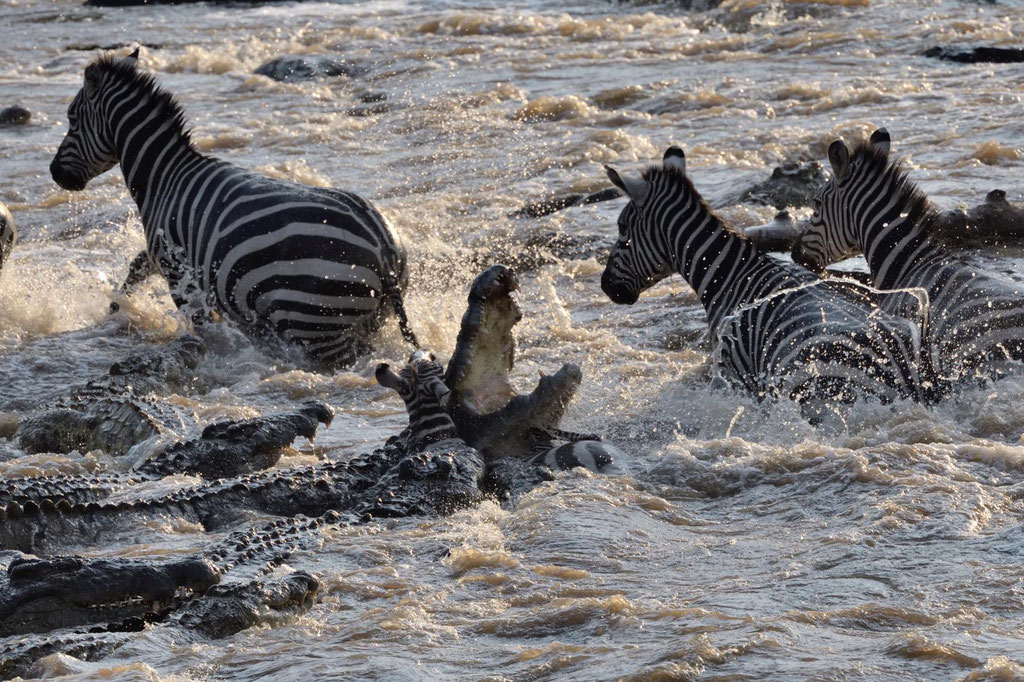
[527,428,626,474]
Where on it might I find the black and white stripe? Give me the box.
[376,351,460,448]
[527,428,626,474]
[793,129,1024,382]
[0,200,14,274]
[49,51,416,367]
[602,146,938,407]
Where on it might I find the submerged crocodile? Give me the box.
[0,511,336,641]
[0,550,319,679]
[14,333,207,456]
[3,400,334,512]
[746,189,1024,255]
[9,330,333,482]
[445,265,625,472]
[0,351,489,673]
[0,553,221,638]
[0,352,485,553]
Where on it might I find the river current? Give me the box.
[1,0,1023,679]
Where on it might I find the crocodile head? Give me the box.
[107,333,206,391]
[0,555,220,637]
[443,265,582,459]
[445,265,522,416]
[174,572,320,639]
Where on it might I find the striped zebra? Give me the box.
[49,50,417,367]
[0,200,14,274]
[377,352,623,475]
[792,128,1024,382]
[527,428,626,474]
[376,351,459,448]
[601,147,941,410]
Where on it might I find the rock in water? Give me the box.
[922,46,1024,64]
[0,106,30,125]
[254,56,365,82]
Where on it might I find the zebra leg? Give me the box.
[110,250,156,313]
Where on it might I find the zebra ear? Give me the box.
[605,166,649,205]
[869,128,891,156]
[663,147,686,174]
[375,363,407,394]
[127,47,140,62]
[827,140,851,180]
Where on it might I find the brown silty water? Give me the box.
[1,0,1024,679]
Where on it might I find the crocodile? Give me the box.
[0,553,221,638]
[0,353,490,674]
[9,328,333,482]
[0,458,370,553]
[0,564,319,679]
[0,353,485,553]
[444,265,625,472]
[14,333,207,456]
[0,511,336,640]
[3,400,335,513]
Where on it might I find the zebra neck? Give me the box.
[112,96,200,220]
[669,205,786,324]
[859,195,936,291]
[409,410,460,446]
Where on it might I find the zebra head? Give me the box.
[377,350,459,447]
[792,128,893,272]
[600,147,686,305]
[50,49,140,191]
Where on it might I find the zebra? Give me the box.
[526,427,626,474]
[378,352,623,476]
[0,200,14,274]
[601,146,943,411]
[376,351,460,449]
[49,50,417,367]
[792,128,1024,382]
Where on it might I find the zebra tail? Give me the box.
[390,291,419,348]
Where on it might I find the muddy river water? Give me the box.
[1,0,1023,679]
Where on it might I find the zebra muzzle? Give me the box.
[50,157,87,191]
[600,272,639,305]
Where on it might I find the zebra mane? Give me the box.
[849,141,938,233]
[640,164,750,240]
[92,54,193,147]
